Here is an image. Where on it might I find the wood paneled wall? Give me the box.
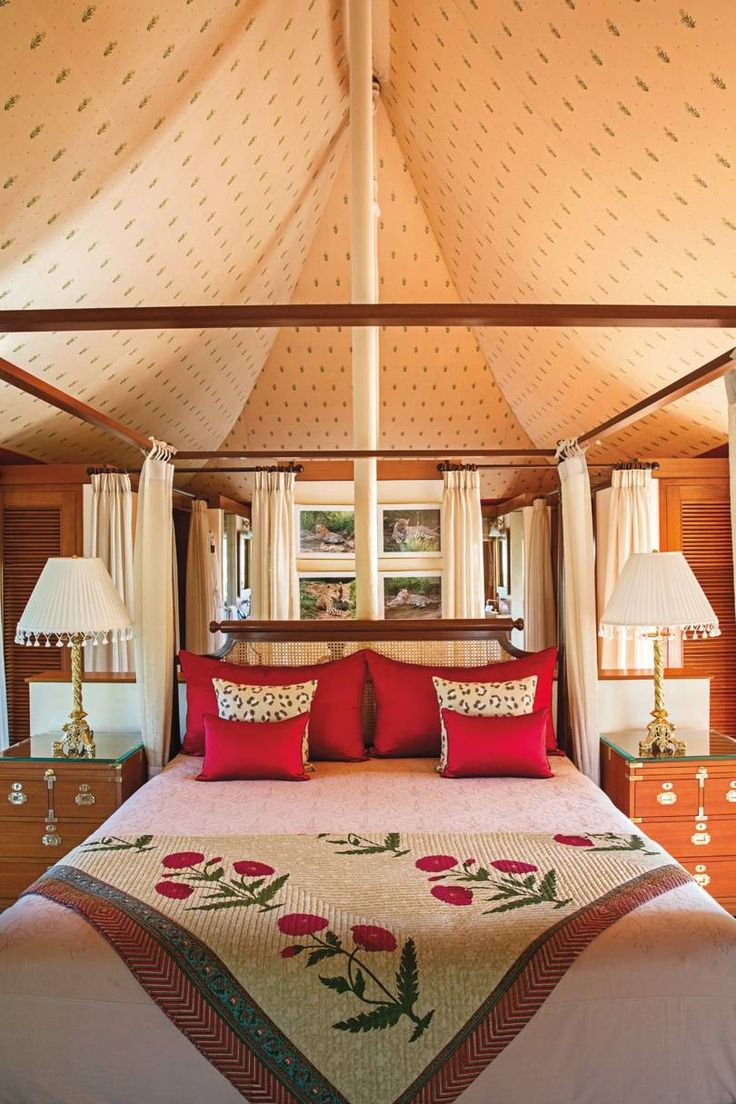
[658,461,735,736]
[0,483,83,743]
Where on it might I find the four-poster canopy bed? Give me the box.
[1,616,734,1103]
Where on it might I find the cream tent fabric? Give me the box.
[441,469,485,619]
[1,2,734,501]
[251,470,298,621]
[185,499,216,655]
[596,469,658,670]
[133,448,176,776]
[523,499,556,652]
[85,473,135,673]
[558,446,600,784]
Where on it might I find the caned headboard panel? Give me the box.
[209,620,528,741]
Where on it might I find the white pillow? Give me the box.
[432,675,538,772]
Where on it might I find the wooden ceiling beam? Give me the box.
[0,355,151,452]
[580,346,736,445]
[1,303,736,332]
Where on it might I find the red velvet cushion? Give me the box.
[366,648,557,757]
[196,713,311,782]
[440,708,553,779]
[180,650,368,760]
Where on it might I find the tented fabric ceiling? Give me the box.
[1,0,734,498]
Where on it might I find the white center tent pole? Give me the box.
[348,0,381,619]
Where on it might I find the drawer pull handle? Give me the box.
[691,831,711,846]
[7,783,27,806]
[694,872,711,887]
[656,791,677,805]
[726,785,736,804]
[42,832,62,847]
[75,784,95,807]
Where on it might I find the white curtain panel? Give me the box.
[726,368,736,614]
[441,468,485,619]
[558,448,600,783]
[251,470,299,620]
[133,452,176,775]
[596,468,658,670]
[86,473,135,672]
[185,500,216,655]
[523,498,556,651]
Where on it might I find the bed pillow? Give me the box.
[213,679,317,767]
[179,650,368,760]
[365,648,557,757]
[440,708,553,779]
[196,713,311,782]
[433,674,538,772]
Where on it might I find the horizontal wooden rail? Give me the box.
[175,448,557,460]
[210,617,525,643]
[2,303,736,332]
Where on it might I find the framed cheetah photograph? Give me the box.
[381,506,441,555]
[383,573,442,619]
[298,574,356,620]
[297,507,355,557]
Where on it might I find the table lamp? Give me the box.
[15,557,133,758]
[599,551,719,757]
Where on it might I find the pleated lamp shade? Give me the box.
[600,551,719,639]
[15,557,133,648]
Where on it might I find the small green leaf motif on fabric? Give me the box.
[318,831,410,857]
[83,834,155,854]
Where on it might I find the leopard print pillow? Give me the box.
[432,675,538,772]
[212,679,318,769]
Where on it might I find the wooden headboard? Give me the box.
[209,618,528,667]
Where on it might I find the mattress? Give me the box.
[0,753,735,1104]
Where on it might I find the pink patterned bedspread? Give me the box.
[1,755,735,1104]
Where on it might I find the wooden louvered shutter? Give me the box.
[660,479,736,736]
[1,488,81,744]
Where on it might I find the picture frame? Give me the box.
[298,574,356,620]
[382,573,442,620]
[297,507,355,557]
[381,506,441,556]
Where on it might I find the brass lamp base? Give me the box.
[637,633,687,758]
[638,711,686,758]
[53,714,96,759]
[52,633,96,759]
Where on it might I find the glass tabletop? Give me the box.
[3,732,143,764]
[602,729,736,762]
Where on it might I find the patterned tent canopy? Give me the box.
[1,0,733,498]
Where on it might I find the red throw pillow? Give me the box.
[366,648,557,757]
[440,708,553,779]
[180,650,368,760]
[196,713,311,782]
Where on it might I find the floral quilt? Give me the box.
[24,829,689,1104]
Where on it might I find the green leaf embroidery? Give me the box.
[396,939,419,1008]
[319,975,351,994]
[306,947,339,967]
[333,1004,404,1034]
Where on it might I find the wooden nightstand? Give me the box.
[601,729,736,913]
[0,732,145,910]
